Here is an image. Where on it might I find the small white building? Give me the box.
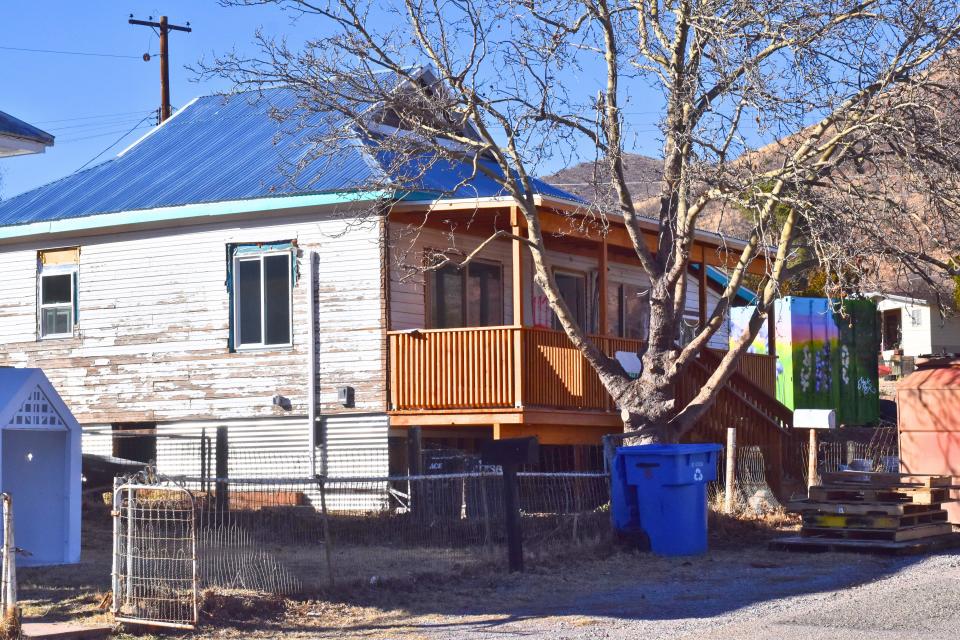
[868,292,960,358]
[0,368,81,565]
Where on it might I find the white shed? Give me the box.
[0,369,81,565]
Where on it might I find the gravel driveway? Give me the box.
[274,548,960,640]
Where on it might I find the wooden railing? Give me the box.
[389,326,517,410]
[388,326,780,415]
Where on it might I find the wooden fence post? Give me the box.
[724,427,737,514]
[807,429,819,491]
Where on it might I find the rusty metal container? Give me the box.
[897,357,960,523]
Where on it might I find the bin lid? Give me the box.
[616,443,722,455]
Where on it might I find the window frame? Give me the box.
[232,250,294,350]
[37,264,78,340]
[551,269,588,331]
[426,255,505,329]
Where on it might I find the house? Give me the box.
[0,110,53,157]
[0,82,789,484]
[867,292,960,360]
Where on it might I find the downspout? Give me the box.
[308,250,319,477]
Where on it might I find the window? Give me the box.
[607,283,650,339]
[38,247,79,339]
[233,251,292,348]
[429,260,504,328]
[553,271,586,330]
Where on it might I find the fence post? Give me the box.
[316,476,335,589]
[2,493,17,624]
[807,429,819,491]
[126,484,134,604]
[215,427,229,513]
[724,427,737,514]
[111,479,120,615]
[200,428,208,494]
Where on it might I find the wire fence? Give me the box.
[112,464,612,623]
[799,425,899,487]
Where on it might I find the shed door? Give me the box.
[2,429,67,565]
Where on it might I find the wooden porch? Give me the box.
[385,202,791,452]
[388,325,784,444]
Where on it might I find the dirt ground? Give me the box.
[17,505,960,639]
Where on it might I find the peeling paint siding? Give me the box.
[0,210,387,424]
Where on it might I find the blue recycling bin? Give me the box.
[611,443,721,556]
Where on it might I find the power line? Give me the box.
[74,115,157,171]
[62,121,153,145]
[34,110,155,125]
[0,45,140,59]
[48,116,157,133]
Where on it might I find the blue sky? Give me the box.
[0,2,317,198]
[0,2,666,200]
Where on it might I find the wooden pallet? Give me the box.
[787,500,939,516]
[769,532,960,556]
[800,522,952,542]
[819,472,952,488]
[807,486,950,505]
[801,510,948,530]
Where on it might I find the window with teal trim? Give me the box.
[229,243,295,349]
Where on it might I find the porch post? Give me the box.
[511,206,524,326]
[598,238,608,335]
[511,207,525,408]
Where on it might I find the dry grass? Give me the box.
[0,610,21,640]
[12,492,808,639]
[709,506,800,549]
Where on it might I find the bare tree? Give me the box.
[202,0,960,442]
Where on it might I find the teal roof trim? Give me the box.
[0,191,389,241]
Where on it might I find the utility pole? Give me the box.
[129,15,192,123]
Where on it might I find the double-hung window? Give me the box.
[232,248,293,349]
[38,248,79,339]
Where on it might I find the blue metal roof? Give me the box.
[0,88,580,229]
[0,110,54,145]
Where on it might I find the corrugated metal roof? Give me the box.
[0,88,580,229]
[0,110,54,145]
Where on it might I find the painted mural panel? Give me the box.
[730,297,880,425]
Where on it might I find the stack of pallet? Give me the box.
[772,471,960,554]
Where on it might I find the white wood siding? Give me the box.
[0,208,387,424]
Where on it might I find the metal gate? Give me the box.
[112,477,198,629]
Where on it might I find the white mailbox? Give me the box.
[794,408,836,430]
